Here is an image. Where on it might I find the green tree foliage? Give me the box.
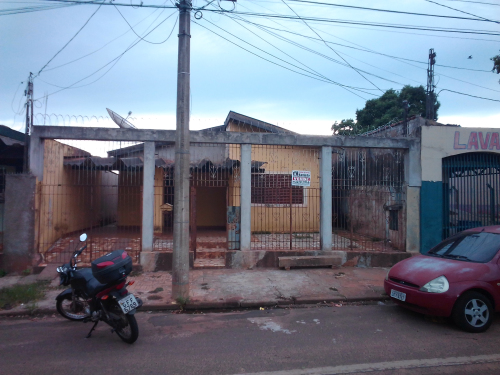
[332,85,440,135]
[492,55,500,79]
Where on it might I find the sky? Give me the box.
[1,0,499,136]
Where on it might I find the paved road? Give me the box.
[1,302,500,375]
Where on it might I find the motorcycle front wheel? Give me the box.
[56,296,89,321]
[115,314,139,344]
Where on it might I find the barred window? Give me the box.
[251,174,303,205]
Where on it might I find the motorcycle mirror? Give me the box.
[79,233,87,242]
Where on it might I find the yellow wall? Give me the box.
[117,171,142,227]
[38,140,103,253]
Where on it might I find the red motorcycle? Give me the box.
[56,234,142,344]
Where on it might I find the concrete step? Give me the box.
[279,255,343,270]
[193,258,225,269]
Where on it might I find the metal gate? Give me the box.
[332,148,406,251]
[443,152,500,239]
[250,145,321,250]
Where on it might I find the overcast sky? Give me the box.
[1,0,499,135]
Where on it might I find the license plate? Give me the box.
[390,289,406,302]
[118,294,139,314]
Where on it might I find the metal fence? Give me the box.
[332,148,406,251]
[38,139,142,264]
[250,145,321,250]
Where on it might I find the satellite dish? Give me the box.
[106,108,137,129]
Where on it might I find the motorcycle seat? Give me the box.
[74,268,108,296]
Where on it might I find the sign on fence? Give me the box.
[291,170,311,187]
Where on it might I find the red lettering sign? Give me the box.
[454,131,500,151]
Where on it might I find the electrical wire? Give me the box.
[44,1,500,36]
[437,88,500,102]
[0,3,76,16]
[438,0,500,5]
[113,3,177,44]
[280,0,383,92]
[36,2,103,77]
[284,0,499,24]
[193,19,373,100]
[240,21,492,73]
[425,0,500,24]
[35,11,178,101]
[223,12,407,87]
[43,3,167,72]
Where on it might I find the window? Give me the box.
[428,232,500,263]
[251,174,303,205]
[389,210,398,231]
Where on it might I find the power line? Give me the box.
[279,0,383,92]
[45,1,500,36]
[223,11,407,87]
[193,19,374,100]
[437,88,500,102]
[439,0,500,5]
[35,11,178,100]
[425,0,500,24]
[113,3,177,44]
[0,3,76,16]
[36,2,103,77]
[284,0,500,23]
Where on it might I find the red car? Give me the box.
[384,225,500,333]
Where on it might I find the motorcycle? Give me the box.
[56,233,143,344]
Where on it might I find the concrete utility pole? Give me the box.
[426,48,436,121]
[172,0,192,301]
[23,73,34,173]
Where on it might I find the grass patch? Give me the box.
[0,281,48,310]
[0,270,6,278]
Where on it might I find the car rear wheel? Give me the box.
[452,291,493,333]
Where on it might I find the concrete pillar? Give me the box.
[140,142,155,270]
[4,175,36,272]
[29,133,44,181]
[405,141,422,253]
[320,146,332,252]
[240,144,252,251]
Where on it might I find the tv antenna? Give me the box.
[106,108,137,129]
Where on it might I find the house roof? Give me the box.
[108,111,295,157]
[63,156,266,171]
[0,125,25,146]
[224,111,296,134]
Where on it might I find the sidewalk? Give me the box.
[0,267,389,316]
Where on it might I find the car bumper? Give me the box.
[384,279,457,317]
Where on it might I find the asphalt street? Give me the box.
[1,302,500,375]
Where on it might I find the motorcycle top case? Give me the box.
[91,250,132,284]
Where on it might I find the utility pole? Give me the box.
[402,100,409,136]
[426,48,436,121]
[23,73,34,173]
[172,0,192,301]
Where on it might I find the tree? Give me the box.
[332,85,440,135]
[492,55,500,83]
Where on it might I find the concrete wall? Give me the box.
[4,174,36,272]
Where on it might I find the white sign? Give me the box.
[291,170,311,187]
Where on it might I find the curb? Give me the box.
[0,296,390,317]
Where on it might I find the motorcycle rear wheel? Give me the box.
[56,296,89,321]
[115,314,139,344]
